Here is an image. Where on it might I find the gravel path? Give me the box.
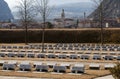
[0,76,52,79]
[95,75,114,79]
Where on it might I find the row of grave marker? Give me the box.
[0,53,120,60]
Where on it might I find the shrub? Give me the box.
[110,63,120,79]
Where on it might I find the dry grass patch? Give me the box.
[0,58,118,64]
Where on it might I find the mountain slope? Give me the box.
[13,2,93,19]
[53,2,93,18]
[88,0,120,19]
[0,0,14,22]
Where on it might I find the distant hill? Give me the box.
[0,0,14,22]
[13,2,93,19]
[88,0,120,19]
[52,2,93,18]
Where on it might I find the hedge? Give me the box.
[0,29,120,43]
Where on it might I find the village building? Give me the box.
[78,17,120,28]
[78,19,91,28]
[54,9,75,28]
[0,22,17,29]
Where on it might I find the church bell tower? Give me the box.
[61,9,65,19]
[61,9,65,27]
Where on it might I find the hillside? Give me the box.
[88,0,120,19]
[0,0,14,22]
[54,2,93,18]
[13,2,93,19]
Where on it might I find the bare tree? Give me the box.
[92,0,104,45]
[110,62,120,79]
[35,0,52,52]
[16,0,36,45]
[92,0,103,7]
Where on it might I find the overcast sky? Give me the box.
[5,0,91,9]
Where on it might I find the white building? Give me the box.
[54,9,75,28]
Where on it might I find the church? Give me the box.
[54,9,75,28]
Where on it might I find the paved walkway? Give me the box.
[95,75,114,79]
[0,76,52,79]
